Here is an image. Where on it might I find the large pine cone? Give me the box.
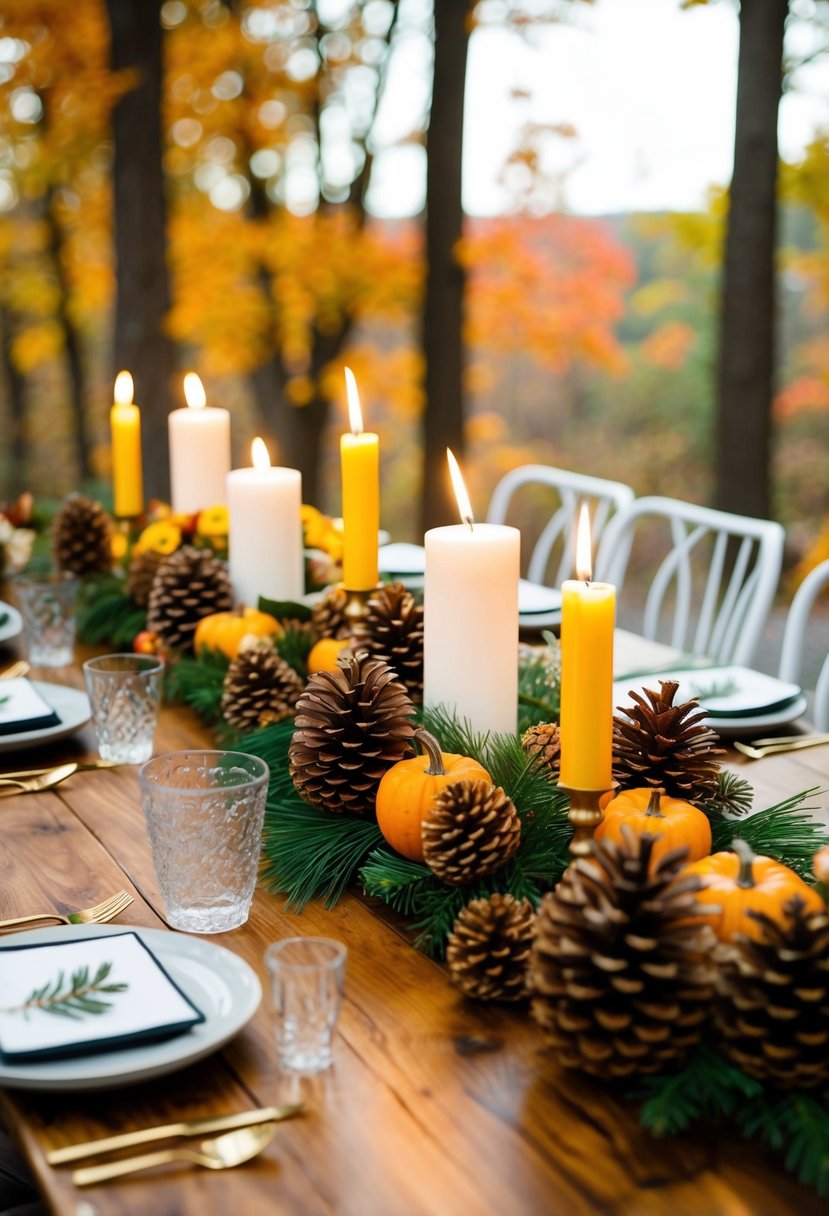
[146,545,232,652]
[289,653,415,814]
[126,549,164,608]
[613,679,723,802]
[221,643,304,732]
[51,494,114,576]
[521,722,561,782]
[311,584,351,641]
[352,582,424,703]
[447,894,536,1002]
[530,828,716,1079]
[422,780,521,885]
[714,896,829,1088]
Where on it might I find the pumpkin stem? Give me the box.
[414,728,447,776]
[645,787,665,818]
[731,837,756,889]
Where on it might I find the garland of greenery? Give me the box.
[76,574,146,648]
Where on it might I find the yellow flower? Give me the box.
[197,504,229,538]
[111,531,129,562]
[301,504,329,550]
[133,520,181,556]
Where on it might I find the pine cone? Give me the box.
[221,642,305,732]
[714,896,829,1088]
[51,494,114,576]
[289,653,415,814]
[521,722,560,781]
[311,584,351,641]
[530,828,716,1079]
[126,549,165,608]
[352,582,424,703]
[146,545,232,653]
[613,679,724,802]
[447,894,536,1002]
[422,780,521,885]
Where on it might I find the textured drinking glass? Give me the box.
[15,571,78,666]
[83,654,164,763]
[265,937,347,1073]
[139,750,269,934]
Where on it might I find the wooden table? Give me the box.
[1,639,828,1216]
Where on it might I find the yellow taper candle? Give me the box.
[340,367,379,591]
[558,504,615,790]
[110,370,143,518]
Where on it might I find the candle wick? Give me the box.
[464,514,475,533]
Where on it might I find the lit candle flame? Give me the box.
[447,448,474,530]
[183,372,207,410]
[113,370,134,406]
[344,367,363,435]
[251,436,271,470]
[575,503,593,582]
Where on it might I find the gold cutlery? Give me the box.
[0,763,80,797]
[0,759,122,782]
[0,660,30,680]
[47,1104,304,1165]
[733,735,829,760]
[72,1123,278,1186]
[0,889,133,932]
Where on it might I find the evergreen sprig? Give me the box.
[707,787,828,880]
[275,624,315,678]
[164,649,229,728]
[4,962,128,1020]
[75,574,146,647]
[261,801,383,909]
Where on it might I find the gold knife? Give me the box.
[46,1104,304,1165]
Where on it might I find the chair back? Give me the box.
[594,496,785,666]
[485,465,635,588]
[779,559,829,730]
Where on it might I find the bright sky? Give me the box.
[369,0,829,218]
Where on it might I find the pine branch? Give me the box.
[737,1093,829,1198]
[3,962,128,1020]
[276,624,314,678]
[261,800,382,910]
[164,650,229,727]
[634,1045,763,1136]
[76,574,146,647]
[709,788,829,879]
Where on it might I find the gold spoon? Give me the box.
[72,1123,278,1187]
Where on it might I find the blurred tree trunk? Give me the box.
[714,0,787,520]
[106,0,174,502]
[0,307,27,495]
[420,1,469,534]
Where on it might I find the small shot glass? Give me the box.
[83,654,164,763]
[265,937,347,1074]
[15,571,78,667]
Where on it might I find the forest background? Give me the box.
[0,0,828,582]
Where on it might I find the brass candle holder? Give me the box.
[558,782,616,858]
[339,584,381,626]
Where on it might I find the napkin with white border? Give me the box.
[0,932,204,1062]
[0,677,61,736]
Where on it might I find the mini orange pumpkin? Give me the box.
[685,839,825,941]
[594,786,711,866]
[375,728,492,862]
[307,637,349,674]
[194,607,283,660]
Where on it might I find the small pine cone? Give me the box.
[613,679,724,802]
[714,896,829,1088]
[221,643,305,732]
[126,549,165,608]
[422,780,521,885]
[447,894,536,1002]
[530,828,716,1079]
[311,584,351,641]
[521,722,560,781]
[51,494,114,576]
[352,582,424,703]
[146,545,233,653]
[289,652,415,814]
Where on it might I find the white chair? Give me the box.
[779,560,829,730]
[594,496,785,666]
[485,465,635,627]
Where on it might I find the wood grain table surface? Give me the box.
[0,634,827,1216]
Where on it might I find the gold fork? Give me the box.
[733,735,829,760]
[0,660,30,680]
[0,764,80,797]
[0,759,121,781]
[0,889,133,932]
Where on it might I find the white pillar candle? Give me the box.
[424,452,520,736]
[227,439,304,607]
[169,373,231,513]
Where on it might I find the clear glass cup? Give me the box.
[265,937,347,1073]
[83,654,164,763]
[139,750,269,934]
[14,571,78,667]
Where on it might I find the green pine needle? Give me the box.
[261,801,382,909]
[3,962,128,1021]
[635,1045,763,1137]
[76,574,146,647]
[276,625,314,678]
[164,650,229,727]
[709,787,829,879]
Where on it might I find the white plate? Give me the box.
[518,580,561,617]
[0,602,21,644]
[378,542,425,576]
[0,681,90,753]
[701,692,809,737]
[0,924,261,1091]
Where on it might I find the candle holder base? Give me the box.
[559,783,617,858]
[339,584,381,626]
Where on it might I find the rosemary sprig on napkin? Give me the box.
[1,962,128,1020]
